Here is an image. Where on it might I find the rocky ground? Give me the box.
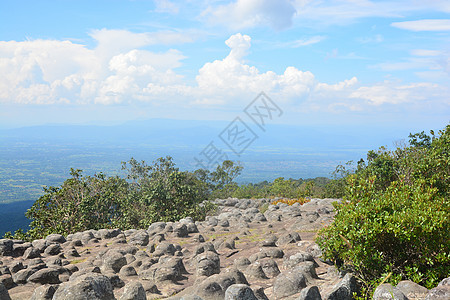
[0,198,448,300]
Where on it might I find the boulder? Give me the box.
[297,286,322,300]
[197,251,220,277]
[396,280,428,300]
[128,230,149,246]
[0,239,13,256]
[52,273,115,300]
[28,268,61,284]
[325,273,358,300]
[120,281,146,300]
[0,282,11,300]
[425,284,450,300]
[373,283,407,300]
[102,250,127,273]
[273,269,307,298]
[45,234,66,244]
[225,284,258,300]
[30,284,59,300]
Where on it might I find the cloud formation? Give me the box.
[0,32,447,113]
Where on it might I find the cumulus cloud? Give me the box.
[203,0,297,30]
[0,32,447,114]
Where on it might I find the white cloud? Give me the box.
[0,32,447,114]
[411,49,442,57]
[203,0,297,30]
[391,19,450,31]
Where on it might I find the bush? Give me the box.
[316,124,450,298]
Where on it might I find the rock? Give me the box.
[44,244,62,256]
[396,280,428,299]
[262,248,284,258]
[53,273,115,300]
[197,251,221,277]
[425,285,450,300]
[8,261,24,273]
[23,247,41,259]
[148,222,166,233]
[120,281,146,300]
[260,234,277,247]
[325,273,358,300]
[140,257,186,282]
[12,242,31,256]
[277,232,301,246]
[252,286,269,300]
[225,284,258,300]
[32,239,47,252]
[105,273,125,288]
[273,269,307,298]
[234,258,251,271]
[245,262,267,280]
[13,268,36,284]
[260,258,280,278]
[0,283,11,300]
[174,224,189,237]
[153,242,176,257]
[295,261,319,284]
[45,234,66,244]
[30,284,59,300]
[0,239,13,256]
[128,230,149,246]
[120,265,138,277]
[439,277,450,286]
[373,283,407,300]
[98,229,121,239]
[284,252,318,268]
[0,274,13,289]
[102,250,127,273]
[28,268,61,284]
[297,286,322,300]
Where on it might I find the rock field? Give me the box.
[0,198,448,300]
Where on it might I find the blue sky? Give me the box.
[0,0,449,131]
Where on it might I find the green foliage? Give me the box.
[317,124,450,298]
[9,157,215,241]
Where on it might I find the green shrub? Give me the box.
[316,124,450,298]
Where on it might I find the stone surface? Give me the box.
[225,284,258,300]
[297,286,322,300]
[120,281,147,300]
[52,274,115,300]
[372,283,407,300]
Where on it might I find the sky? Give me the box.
[0,0,449,131]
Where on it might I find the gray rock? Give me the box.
[0,274,13,289]
[297,286,322,300]
[12,242,31,256]
[120,281,146,300]
[23,247,41,259]
[197,251,220,277]
[102,250,127,273]
[245,262,267,280]
[284,251,318,268]
[153,242,176,257]
[8,261,24,273]
[425,285,450,300]
[120,265,138,277]
[148,222,166,233]
[53,273,115,300]
[273,270,307,298]
[174,224,189,237]
[0,283,11,300]
[140,257,186,282]
[438,277,450,286]
[45,234,66,244]
[128,230,149,246]
[32,239,47,252]
[252,286,269,300]
[44,244,62,256]
[295,261,319,284]
[30,284,59,300]
[260,258,280,278]
[234,257,251,271]
[262,248,284,258]
[0,239,13,256]
[28,268,61,284]
[396,280,428,300]
[277,232,301,246]
[13,268,36,284]
[325,273,358,300]
[98,229,121,239]
[373,283,407,300]
[225,284,258,300]
[261,235,277,247]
